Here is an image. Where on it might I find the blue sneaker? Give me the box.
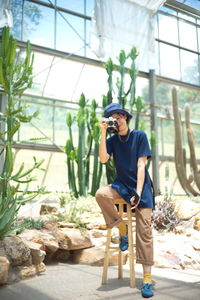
[141,283,154,298]
[119,235,128,251]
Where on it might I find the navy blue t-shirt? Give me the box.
[106,129,155,209]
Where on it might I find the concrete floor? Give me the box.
[0,263,199,300]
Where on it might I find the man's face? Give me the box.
[111,113,127,132]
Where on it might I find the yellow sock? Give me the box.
[143,273,152,284]
[117,222,127,236]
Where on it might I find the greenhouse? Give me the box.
[0,0,200,299]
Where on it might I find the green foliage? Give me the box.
[58,192,87,230]
[65,95,102,197]
[0,27,45,238]
[102,46,153,182]
[19,217,44,231]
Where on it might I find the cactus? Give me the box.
[104,58,114,104]
[65,96,102,197]
[172,87,200,196]
[117,50,126,108]
[77,94,87,196]
[103,46,149,184]
[0,27,45,238]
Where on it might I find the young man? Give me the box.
[95,103,155,298]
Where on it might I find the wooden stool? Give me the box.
[102,198,136,288]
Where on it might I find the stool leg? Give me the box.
[118,249,123,279]
[127,206,135,288]
[102,228,112,285]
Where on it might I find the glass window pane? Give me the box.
[56,12,84,55]
[86,19,98,59]
[86,0,95,16]
[178,12,196,23]
[198,27,200,51]
[26,52,55,96]
[155,41,160,75]
[179,20,197,51]
[23,1,54,48]
[57,0,84,14]
[11,0,23,40]
[158,14,178,44]
[160,44,180,80]
[180,50,199,85]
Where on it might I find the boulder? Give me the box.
[58,228,93,250]
[175,200,200,220]
[3,236,32,266]
[71,246,127,266]
[23,240,46,265]
[40,204,58,215]
[55,249,71,262]
[18,229,59,259]
[194,215,200,231]
[0,256,10,285]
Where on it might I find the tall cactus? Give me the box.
[77,94,87,196]
[172,87,200,196]
[65,96,102,197]
[0,27,45,238]
[103,46,148,184]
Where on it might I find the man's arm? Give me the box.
[130,156,147,208]
[99,119,110,163]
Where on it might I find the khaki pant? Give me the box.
[95,185,154,266]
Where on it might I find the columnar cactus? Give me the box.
[0,27,45,238]
[172,87,200,196]
[65,96,102,197]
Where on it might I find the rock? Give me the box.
[0,256,10,285]
[40,204,58,215]
[58,228,93,250]
[154,251,181,269]
[174,225,185,234]
[23,240,46,265]
[194,216,200,231]
[3,236,32,266]
[71,246,127,266]
[90,230,105,238]
[18,229,59,259]
[57,222,76,228]
[175,200,200,220]
[192,240,200,251]
[17,265,37,279]
[55,249,71,262]
[53,228,70,250]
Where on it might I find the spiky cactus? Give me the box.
[65,96,102,197]
[172,87,200,196]
[0,27,45,238]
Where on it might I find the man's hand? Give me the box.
[99,118,108,135]
[130,195,140,209]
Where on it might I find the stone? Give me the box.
[192,240,200,251]
[23,240,46,265]
[17,265,36,279]
[175,200,200,220]
[174,225,185,234]
[71,246,127,266]
[58,228,93,250]
[194,216,200,231]
[154,251,181,269]
[3,236,32,266]
[55,249,71,262]
[19,229,59,259]
[53,228,70,250]
[40,204,58,215]
[35,262,46,274]
[0,256,10,285]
